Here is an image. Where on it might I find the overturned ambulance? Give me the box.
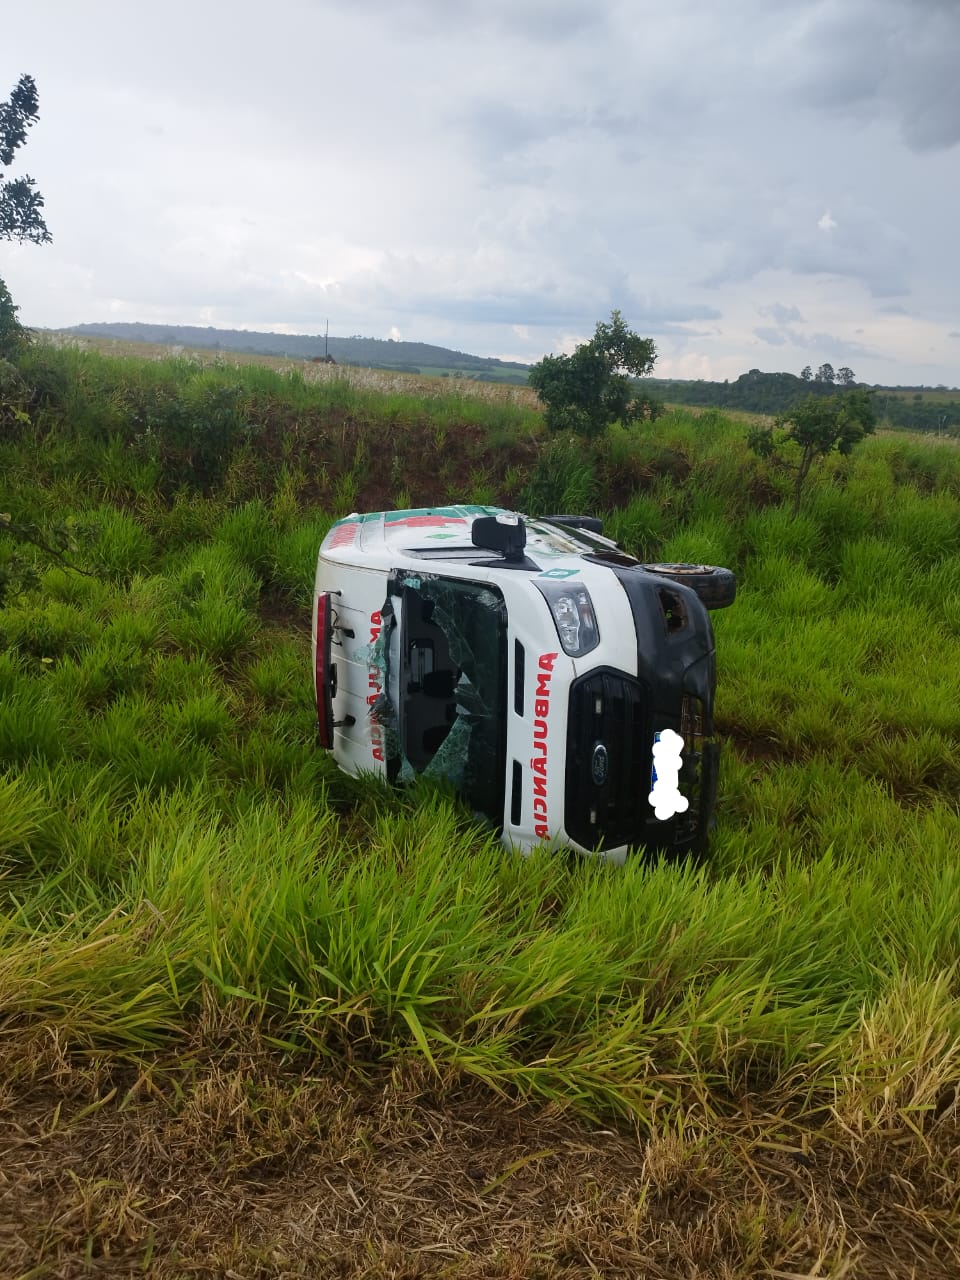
[312,506,735,862]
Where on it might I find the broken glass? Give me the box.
[379,573,508,827]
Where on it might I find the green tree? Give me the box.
[528,310,658,436]
[1,74,51,360]
[0,73,55,599]
[0,276,27,359]
[747,388,876,515]
[837,365,856,386]
[800,365,812,382]
[816,362,836,385]
[0,74,51,245]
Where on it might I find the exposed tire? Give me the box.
[544,514,604,534]
[640,562,737,610]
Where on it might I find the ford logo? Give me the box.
[591,743,610,787]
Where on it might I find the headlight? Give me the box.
[536,580,600,656]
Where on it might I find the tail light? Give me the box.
[315,592,336,748]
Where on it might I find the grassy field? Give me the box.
[880,387,959,403]
[42,330,543,408]
[1,340,959,1276]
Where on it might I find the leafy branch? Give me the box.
[0,512,98,604]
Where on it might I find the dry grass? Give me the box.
[42,331,542,410]
[2,1017,959,1279]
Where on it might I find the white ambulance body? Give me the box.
[312,506,735,862]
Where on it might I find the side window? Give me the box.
[397,576,508,827]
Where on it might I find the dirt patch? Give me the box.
[259,591,311,632]
[2,1031,958,1278]
[719,728,799,768]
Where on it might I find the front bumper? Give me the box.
[562,669,718,857]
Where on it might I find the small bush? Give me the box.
[0,686,65,764]
[133,381,253,493]
[840,537,917,602]
[886,489,960,565]
[173,543,260,610]
[520,433,598,514]
[172,595,256,664]
[149,651,222,702]
[0,771,49,861]
[162,691,235,746]
[0,599,98,661]
[271,515,333,603]
[214,499,278,584]
[604,495,673,560]
[86,505,154,580]
[741,506,822,566]
[46,635,150,709]
[0,278,29,361]
[246,639,314,711]
[658,517,739,569]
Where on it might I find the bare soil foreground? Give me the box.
[3,1027,958,1279]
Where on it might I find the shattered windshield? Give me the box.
[393,574,507,828]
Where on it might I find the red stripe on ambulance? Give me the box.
[529,652,558,838]
[367,610,385,761]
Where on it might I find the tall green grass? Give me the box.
[1,783,957,1122]
[2,349,960,1133]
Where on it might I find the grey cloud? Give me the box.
[457,103,564,164]
[703,199,912,298]
[489,0,606,42]
[617,298,722,329]
[752,321,875,361]
[949,331,960,339]
[353,282,720,334]
[760,303,804,326]
[785,0,960,152]
[754,327,789,346]
[654,324,718,339]
[798,331,875,361]
[330,0,605,43]
[455,101,639,171]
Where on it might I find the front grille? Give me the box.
[566,678,713,853]
[564,671,651,850]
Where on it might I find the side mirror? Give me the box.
[472,514,527,562]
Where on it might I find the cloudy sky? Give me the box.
[2,0,958,384]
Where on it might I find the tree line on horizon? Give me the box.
[647,367,958,433]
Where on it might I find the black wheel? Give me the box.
[640,562,737,610]
[544,514,604,535]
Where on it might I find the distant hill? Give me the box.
[60,323,532,385]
